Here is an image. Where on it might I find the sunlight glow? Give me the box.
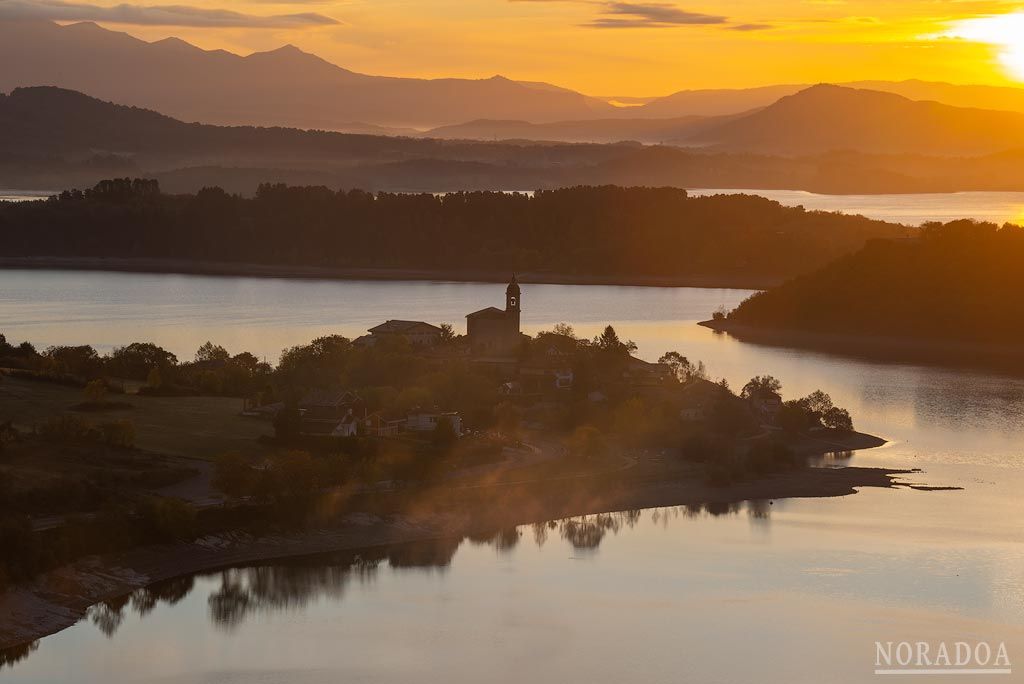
[947,12,1024,81]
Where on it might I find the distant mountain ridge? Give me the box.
[8,18,1024,137]
[683,85,1024,156]
[6,85,1024,196]
[0,19,613,130]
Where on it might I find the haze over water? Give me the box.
[688,189,1024,227]
[2,270,1022,683]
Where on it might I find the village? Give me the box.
[246,276,840,455]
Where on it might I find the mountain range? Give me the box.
[8,19,1024,136]
[5,85,1024,196]
[0,19,613,130]
[431,85,1024,156]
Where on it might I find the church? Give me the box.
[466,275,524,358]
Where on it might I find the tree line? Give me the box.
[0,179,906,284]
[724,219,1024,346]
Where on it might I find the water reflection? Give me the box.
[0,640,38,668]
[0,502,770,668]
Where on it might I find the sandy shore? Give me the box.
[0,256,779,290]
[0,463,915,650]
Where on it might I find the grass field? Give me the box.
[0,373,271,460]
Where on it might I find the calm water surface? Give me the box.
[689,189,1024,226]
[2,270,1022,683]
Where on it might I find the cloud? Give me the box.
[584,2,726,27]
[729,23,773,31]
[0,0,339,27]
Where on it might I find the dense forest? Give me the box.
[724,220,1024,345]
[0,180,906,285]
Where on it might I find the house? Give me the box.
[405,410,463,437]
[677,378,735,422]
[623,356,672,388]
[300,408,359,438]
[359,320,445,348]
[299,389,365,420]
[466,275,524,358]
[363,412,405,438]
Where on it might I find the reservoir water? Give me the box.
[688,189,1024,226]
[1,270,1022,683]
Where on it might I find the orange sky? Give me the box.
[36,1,1024,95]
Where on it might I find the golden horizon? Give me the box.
[24,2,1023,97]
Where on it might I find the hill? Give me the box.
[423,116,714,144]
[635,80,1024,119]
[685,85,1024,156]
[719,221,1024,348]
[0,19,612,130]
[8,86,1024,195]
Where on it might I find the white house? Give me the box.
[405,410,463,437]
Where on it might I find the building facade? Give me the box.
[466,275,523,357]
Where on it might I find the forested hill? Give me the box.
[0,181,906,287]
[723,220,1024,345]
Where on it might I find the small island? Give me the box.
[0,276,899,649]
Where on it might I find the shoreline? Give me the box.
[699,319,1024,375]
[0,462,916,651]
[0,257,778,290]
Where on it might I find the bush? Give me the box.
[38,414,92,442]
[137,497,197,542]
[99,420,135,448]
[38,415,135,448]
[213,452,252,499]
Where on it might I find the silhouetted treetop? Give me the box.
[725,220,1024,345]
[0,180,908,285]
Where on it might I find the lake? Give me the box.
[2,271,1022,683]
[688,189,1024,226]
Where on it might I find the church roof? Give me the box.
[466,306,507,319]
[368,319,443,334]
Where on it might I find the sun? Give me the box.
[1000,43,1024,82]
[947,12,1024,81]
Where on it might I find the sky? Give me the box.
[4,0,1024,95]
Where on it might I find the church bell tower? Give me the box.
[505,274,521,333]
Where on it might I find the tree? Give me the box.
[43,345,102,378]
[778,401,810,434]
[799,390,834,423]
[567,426,608,463]
[84,379,108,405]
[146,365,163,390]
[195,342,230,364]
[741,375,782,400]
[550,323,577,339]
[213,452,252,499]
[438,323,457,344]
[109,342,177,380]
[822,406,854,431]
[594,325,637,356]
[658,351,692,383]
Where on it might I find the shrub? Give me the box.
[99,420,135,448]
[137,497,197,542]
[38,414,92,442]
[213,452,252,499]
